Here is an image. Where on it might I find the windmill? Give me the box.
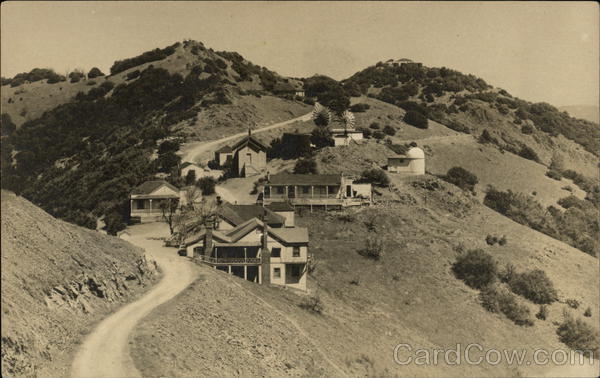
[312,103,332,127]
[341,110,355,135]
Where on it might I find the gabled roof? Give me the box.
[266,202,294,212]
[219,203,284,226]
[181,161,201,169]
[230,134,269,152]
[215,145,233,153]
[131,180,179,195]
[184,217,308,246]
[267,173,341,186]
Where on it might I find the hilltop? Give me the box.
[130,176,599,376]
[0,191,159,377]
[559,105,600,124]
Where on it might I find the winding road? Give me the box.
[179,112,312,164]
[70,223,199,378]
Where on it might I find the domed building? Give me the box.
[387,147,425,175]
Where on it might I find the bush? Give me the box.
[359,127,372,138]
[403,110,428,129]
[479,285,534,326]
[486,234,499,246]
[196,176,216,195]
[350,103,370,112]
[104,211,127,235]
[518,145,539,162]
[293,158,318,174]
[372,131,385,140]
[184,170,196,186]
[556,312,599,358]
[498,235,507,246]
[360,234,384,260]
[126,70,141,80]
[383,125,396,136]
[299,295,324,314]
[359,168,390,187]
[521,124,534,134]
[110,42,179,75]
[566,299,580,309]
[87,67,105,78]
[444,166,478,192]
[86,80,96,86]
[69,70,85,83]
[584,307,592,317]
[478,129,497,144]
[536,305,548,320]
[369,122,380,129]
[1,113,16,137]
[546,170,562,181]
[507,269,557,304]
[452,249,497,289]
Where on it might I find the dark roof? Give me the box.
[230,134,269,152]
[219,203,284,226]
[215,145,233,153]
[266,202,294,212]
[131,180,179,195]
[267,173,341,186]
[180,161,200,169]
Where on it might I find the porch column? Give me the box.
[244,247,247,262]
[258,266,262,284]
[130,199,134,212]
[149,199,153,212]
[311,185,314,198]
[244,265,247,280]
[285,185,288,198]
[228,265,232,274]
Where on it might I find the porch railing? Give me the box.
[200,256,261,264]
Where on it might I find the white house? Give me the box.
[130,180,180,223]
[332,128,364,146]
[387,147,425,175]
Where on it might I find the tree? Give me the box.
[69,69,85,83]
[160,198,179,235]
[359,168,390,187]
[452,249,498,289]
[445,167,479,192]
[310,126,333,148]
[294,158,318,174]
[383,125,396,136]
[1,113,16,136]
[184,170,197,186]
[87,67,105,78]
[104,211,127,235]
[403,111,428,129]
[196,177,216,195]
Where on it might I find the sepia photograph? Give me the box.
[1,1,598,377]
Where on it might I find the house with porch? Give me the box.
[130,180,180,223]
[214,130,268,177]
[331,128,364,146]
[184,217,308,291]
[260,173,372,210]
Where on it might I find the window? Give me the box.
[302,186,310,194]
[276,186,284,194]
[293,246,300,257]
[271,247,281,257]
[246,153,252,163]
[136,199,145,209]
[273,267,281,278]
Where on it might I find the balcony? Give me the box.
[131,209,164,214]
[200,256,261,265]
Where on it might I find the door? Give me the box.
[288,186,295,198]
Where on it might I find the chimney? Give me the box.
[216,195,222,206]
[248,127,252,137]
[204,221,214,257]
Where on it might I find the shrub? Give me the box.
[360,234,384,260]
[69,70,85,83]
[196,176,216,195]
[498,235,507,246]
[126,70,141,80]
[87,67,105,78]
[452,249,497,289]
[403,110,428,129]
[350,103,370,112]
[383,125,396,136]
[536,305,548,320]
[359,127,372,138]
[546,170,562,181]
[104,211,127,235]
[507,269,557,304]
[486,234,498,245]
[478,129,497,144]
[479,285,534,326]
[299,295,324,314]
[349,277,360,285]
[359,168,390,187]
[109,42,179,75]
[184,170,196,186]
[521,124,534,134]
[372,131,385,140]
[556,311,599,358]
[1,113,16,137]
[566,299,580,309]
[444,166,479,192]
[293,158,318,174]
[518,145,539,162]
[584,307,592,317]
[369,122,380,129]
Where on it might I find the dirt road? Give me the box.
[180,112,312,163]
[70,223,199,378]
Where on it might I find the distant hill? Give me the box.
[0,191,158,377]
[559,105,599,124]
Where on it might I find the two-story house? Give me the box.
[260,173,372,211]
[214,130,268,177]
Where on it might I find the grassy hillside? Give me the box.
[0,40,310,229]
[0,191,159,377]
[130,176,599,377]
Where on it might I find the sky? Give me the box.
[1,1,598,106]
